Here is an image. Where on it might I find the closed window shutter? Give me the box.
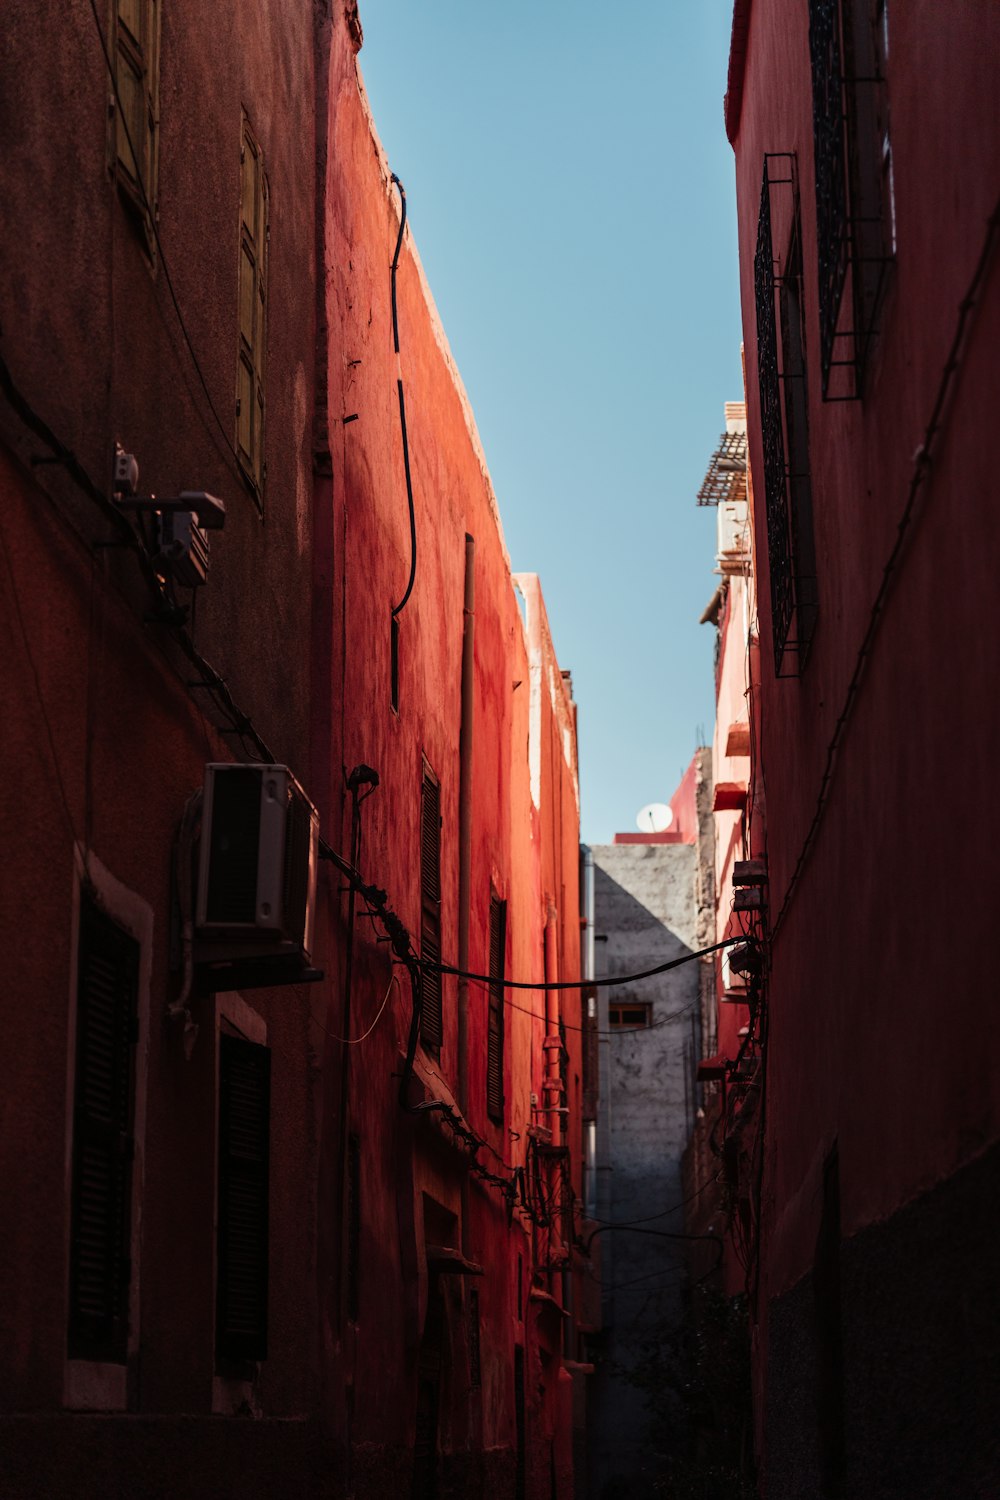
[237,116,268,505]
[68,895,139,1363]
[217,1034,270,1363]
[420,769,442,1049]
[487,896,506,1123]
[114,0,159,243]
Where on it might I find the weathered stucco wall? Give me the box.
[0,4,585,1497]
[590,840,698,1497]
[730,0,1000,1489]
[315,20,584,1499]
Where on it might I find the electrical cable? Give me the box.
[388,173,417,619]
[454,967,701,1038]
[389,173,407,355]
[2,335,739,1227]
[423,934,747,993]
[583,1222,725,1270]
[590,1172,723,1232]
[326,972,399,1046]
[1,315,526,1216]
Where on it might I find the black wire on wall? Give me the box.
[388,173,417,620]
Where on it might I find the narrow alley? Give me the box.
[1,3,998,1498]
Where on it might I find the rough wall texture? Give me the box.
[317,24,583,1497]
[765,1142,1000,1500]
[589,839,698,1499]
[729,0,1000,1489]
[0,3,585,1497]
[0,0,323,1473]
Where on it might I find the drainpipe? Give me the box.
[457,533,475,1115]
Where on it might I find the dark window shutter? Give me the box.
[468,1286,481,1390]
[68,894,139,1363]
[237,113,268,506]
[487,895,506,1123]
[113,0,160,251]
[346,1133,361,1323]
[420,769,443,1049]
[217,1034,270,1362]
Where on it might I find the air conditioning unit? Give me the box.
[717,495,750,574]
[155,509,210,587]
[196,764,319,960]
[720,943,747,996]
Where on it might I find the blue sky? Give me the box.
[359,2,743,843]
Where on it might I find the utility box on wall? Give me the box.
[196,763,320,981]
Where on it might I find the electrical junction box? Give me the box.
[733,858,767,887]
[734,887,764,913]
[196,764,319,961]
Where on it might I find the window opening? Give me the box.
[754,155,818,676]
[111,0,160,254]
[487,893,507,1123]
[236,112,268,509]
[346,1132,361,1323]
[68,894,140,1363]
[420,764,443,1050]
[808,0,894,398]
[468,1287,482,1391]
[608,1002,652,1029]
[216,1033,270,1364]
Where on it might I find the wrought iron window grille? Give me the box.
[809,0,894,400]
[754,155,818,677]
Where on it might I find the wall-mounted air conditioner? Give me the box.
[720,943,747,996]
[717,496,750,574]
[196,764,319,961]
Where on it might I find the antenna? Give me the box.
[635,802,673,834]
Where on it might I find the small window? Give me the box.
[608,1003,651,1029]
[111,0,160,254]
[216,1033,270,1364]
[487,894,507,1124]
[68,894,140,1364]
[755,158,818,676]
[236,113,269,509]
[808,0,893,397]
[419,764,443,1050]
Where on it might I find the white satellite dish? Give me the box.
[636,801,673,833]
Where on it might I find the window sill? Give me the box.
[64,1359,126,1412]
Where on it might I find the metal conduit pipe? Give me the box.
[457,533,475,1113]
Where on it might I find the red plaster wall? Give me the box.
[729,0,1000,1482]
[1,4,585,1493]
[311,22,584,1498]
[0,0,325,1479]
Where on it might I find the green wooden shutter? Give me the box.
[217,1033,270,1362]
[487,895,506,1123]
[420,769,443,1049]
[68,895,139,1363]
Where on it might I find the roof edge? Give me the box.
[724,0,753,145]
